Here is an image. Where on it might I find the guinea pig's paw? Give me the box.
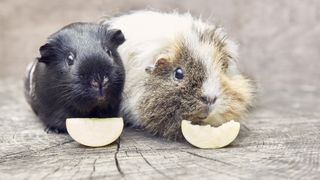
[44,126,66,134]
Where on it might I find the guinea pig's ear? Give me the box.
[145,55,171,75]
[108,29,125,47]
[38,43,52,63]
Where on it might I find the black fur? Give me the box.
[24,22,125,133]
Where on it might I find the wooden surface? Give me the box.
[1,0,320,179]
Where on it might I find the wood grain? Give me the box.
[0,78,320,179]
[1,0,320,179]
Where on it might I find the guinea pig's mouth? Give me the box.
[186,105,212,125]
[96,95,108,103]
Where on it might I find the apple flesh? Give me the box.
[66,118,124,147]
[181,120,240,149]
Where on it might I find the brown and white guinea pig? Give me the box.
[24,22,125,133]
[104,11,256,140]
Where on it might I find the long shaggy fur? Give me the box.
[104,11,256,140]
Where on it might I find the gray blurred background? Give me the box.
[1,0,319,117]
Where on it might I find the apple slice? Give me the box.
[66,118,124,147]
[181,120,240,149]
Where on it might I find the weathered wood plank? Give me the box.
[0,77,320,179]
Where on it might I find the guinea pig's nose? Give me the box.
[90,80,100,89]
[200,96,217,105]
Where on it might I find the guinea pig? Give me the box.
[24,22,125,133]
[104,11,256,140]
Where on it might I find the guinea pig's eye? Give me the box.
[105,49,113,57]
[174,67,184,81]
[67,53,75,66]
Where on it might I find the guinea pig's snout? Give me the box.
[90,80,100,89]
[90,77,108,88]
[200,96,217,105]
[197,96,217,118]
[90,76,109,96]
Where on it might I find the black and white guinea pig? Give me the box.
[105,11,256,140]
[24,22,125,133]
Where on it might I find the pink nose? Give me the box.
[200,96,217,105]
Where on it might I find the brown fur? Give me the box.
[204,74,255,126]
[137,41,209,140]
[136,26,255,140]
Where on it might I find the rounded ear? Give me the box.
[145,55,171,74]
[108,29,125,47]
[38,43,52,63]
[154,57,170,70]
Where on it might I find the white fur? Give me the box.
[26,61,37,97]
[105,11,239,124]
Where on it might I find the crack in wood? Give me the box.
[0,140,74,163]
[138,151,173,180]
[40,140,74,152]
[114,138,124,176]
[182,150,238,167]
[42,167,60,179]
[70,158,83,179]
[89,158,97,180]
[242,124,251,131]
